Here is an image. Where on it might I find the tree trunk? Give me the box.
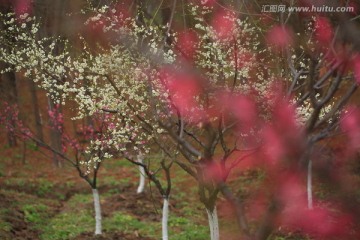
[218,182,250,238]
[0,5,18,147]
[206,206,220,240]
[92,188,102,235]
[22,141,27,164]
[0,69,18,147]
[35,0,66,167]
[307,159,313,209]
[29,80,43,142]
[136,154,146,194]
[48,98,63,168]
[162,196,169,240]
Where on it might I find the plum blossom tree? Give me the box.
[0,99,110,234]
[1,0,360,239]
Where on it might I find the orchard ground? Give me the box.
[1,139,355,239]
[0,140,207,240]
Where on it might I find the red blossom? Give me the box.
[233,49,254,70]
[211,92,257,131]
[314,17,333,44]
[160,68,205,122]
[273,101,299,132]
[211,10,236,41]
[277,173,305,205]
[266,25,294,49]
[283,204,352,238]
[176,30,199,61]
[275,171,353,238]
[352,54,360,84]
[87,17,106,35]
[48,104,64,132]
[262,97,303,163]
[348,1,358,15]
[203,162,226,183]
[231,95,257,133]
[14,0,32,18]
[0,102,32,140]
[262,125,286,166]
[112,1,131,22]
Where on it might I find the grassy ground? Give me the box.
[0,144,211,240]
[0,142,318,240]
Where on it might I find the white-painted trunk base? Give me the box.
[137,155,146,194]
[206,206,219,240]
[307,160,313,209]
[92,188,102,235]
[162,197,169,240]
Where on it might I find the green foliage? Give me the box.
[106,158,133,168]
[0,189,62,240]
[40,210,94,240]
[101,176,121,187]
[40,193,94,240]
[3,178,54,197]
[0,208,13,240]
[67,194,92,208]
[107,188,121,195]
[36,179,54,197]
[0,163,4,177]
[104,212,158,237]
[0,220,11,232]
[169,216,208,240]
[4,178,26,187]
[22,203,49,226]
[27,141,39,151]
[54,192,66,201]
[40,194,95,240]
[171,228,208,240]
[169,216,189,227]
[0,209,12,233]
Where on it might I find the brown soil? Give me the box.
[73,231,153,240]
[0,143,164,240]
[0,180,160,240]
[101,191,162,221]
[0,190,157,240]
[0,191,46,240]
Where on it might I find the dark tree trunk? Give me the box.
[47,98,63,168]
[29,80,44,142]
[0,3,18,147]
[33,0,67,167]
[0,65,18,147]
